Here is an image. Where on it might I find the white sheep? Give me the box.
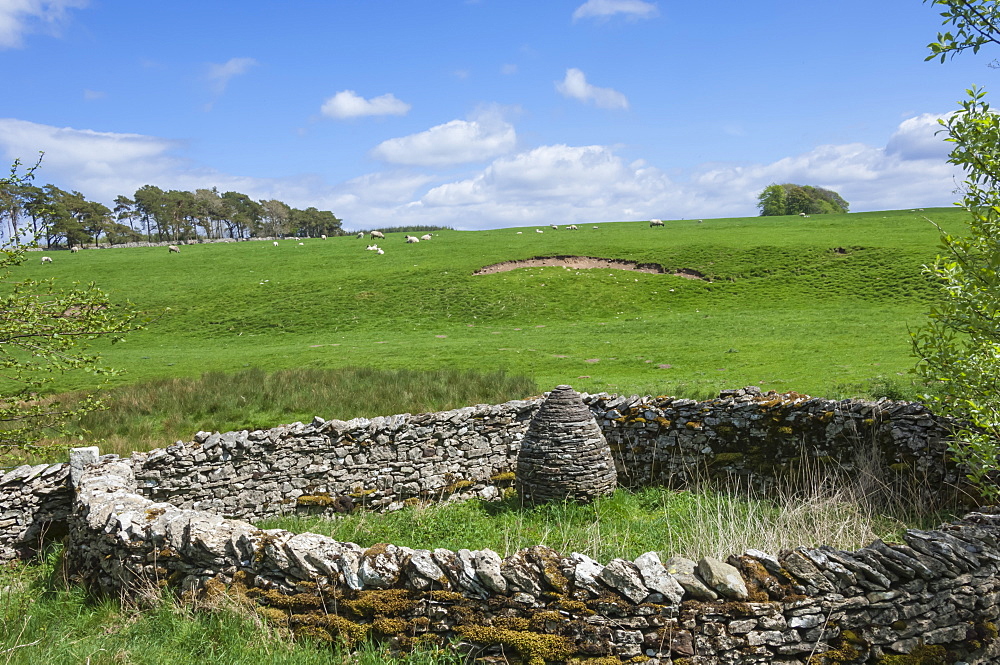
[592,226,599,229]
[650,219,664,227]
[516,231,523,235]
[370,231,385,239]
[551,224,558,230]
[406,236,419,243]
[298,242,305,246]
[366,244,379,251]
[536,229,544,234]
[420,234,432,241]
[356,231,364,239]
[70,246,80,253]
[320,234,326,240]
[799,212,807,217]
[41,256,52,263]
[568,225,578,230]
[376,248,384,255]
[168,245,180,253]
[273,241,279,246]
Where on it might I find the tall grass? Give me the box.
[262,438,955,562]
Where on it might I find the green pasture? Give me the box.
[6,207,966,400]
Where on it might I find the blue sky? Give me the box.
[0,0,990,230]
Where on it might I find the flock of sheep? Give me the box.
[37,219,682,264]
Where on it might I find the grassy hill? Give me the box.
[6,207,966,401]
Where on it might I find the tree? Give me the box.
[912,1,1000,498]
[220,191,261,239]
[755,183,849,216]
[0,160,145,463]
[289,206,343,237]
[258,199,292,237]
[925,0,1000,63]
[756,184,787,216]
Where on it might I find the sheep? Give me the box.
[799,212,807,217]
[406,236,420,243]
[273,241,279,246]
[593,226,599,229]
[320,234,327,240]
[551,224,558,230]
[356,231,364,239]
[366,244,379,251]
[298,242,305,246]
[376,248,384,255]
[568,225,578,230]
[70,246,80,253]
[649,219,664,227]
[420,234,432,241]
[168,245,180,253]
[516,231,523,235]
[40,256,52,263]
[370,231,385,240]
[536,229,544,234]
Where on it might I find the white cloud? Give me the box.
[321,90,411,119]
[556,68,629,110]
[205,57,257,97]
[572,0,658,21]
[0,0,87,49]
[371,109,516,167]
[0,112,966,232]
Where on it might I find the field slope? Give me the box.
[6,207,966,399]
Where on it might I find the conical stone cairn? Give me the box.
[515,385,618,505]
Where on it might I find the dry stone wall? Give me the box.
[0,462,70,561]
[67,452,1000,664]
[0,387,986,664]
[127,387,961,525]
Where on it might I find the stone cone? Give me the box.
[515,385,618,505]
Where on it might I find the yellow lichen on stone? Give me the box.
[342,588,417,618]
[876,644,948,664]
[456,625,575,665]
[296,493,337,506]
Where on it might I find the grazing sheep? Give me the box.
[70,246,80,253]
[593,226,599,229]
[551,224,558,230]
[799,212,806,217]
[273,241,279,246]
[370,231,385,240]
[420,234,432,241]
[168,245,180,253]
[650,219,664,227]
[356,231,364,239]
[320,234,326,240]
[41,256,52,263]
[568,225,578,230]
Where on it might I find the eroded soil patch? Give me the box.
[474,255,705,279]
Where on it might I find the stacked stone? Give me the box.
[68,454,1000,663]
[0,462,71,562]
[131,397,539,521]
[515,384,618,504]
[587,388,960,496]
